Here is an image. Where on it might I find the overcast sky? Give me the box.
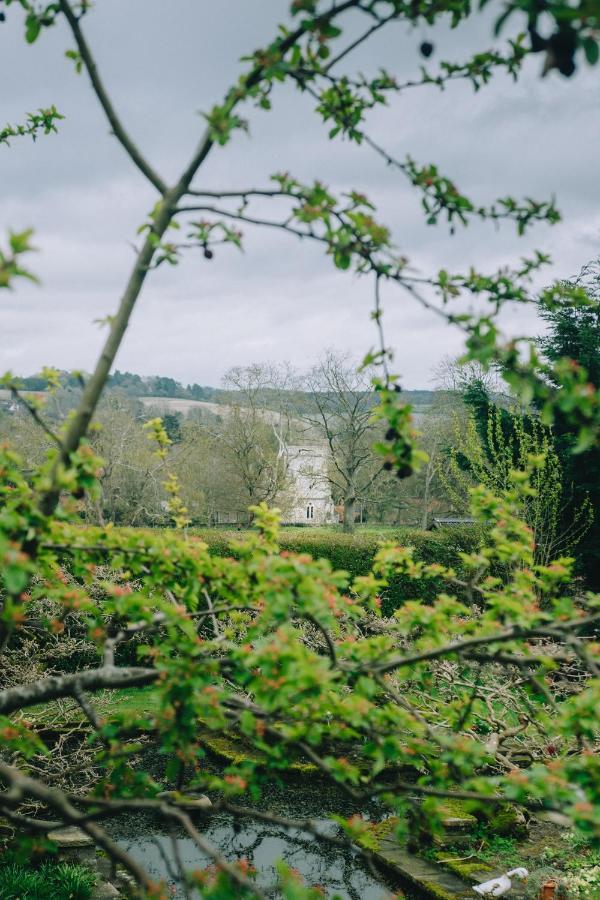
[1,1,599,389]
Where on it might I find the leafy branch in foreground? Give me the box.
[1,445,599,897]
[0,230,38,289]
[0,106,63,147]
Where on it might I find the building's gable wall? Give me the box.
[280,444,336,525]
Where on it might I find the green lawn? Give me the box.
[18,685,161,728]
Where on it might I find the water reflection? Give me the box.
[117,813,401,899]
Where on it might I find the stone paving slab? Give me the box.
[375,837,476,898]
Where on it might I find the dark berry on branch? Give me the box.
[385,427,398,441]
[394,384,402,393]
[0,12,5,20]
[557,55,576,77]
[419,41,434,58]
[396,465,413,479]
[383,461,394,471]
[528,27,546,53]
[203,247,214,260]
[547,25,577,78]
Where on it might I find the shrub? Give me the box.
[191,525,483,615]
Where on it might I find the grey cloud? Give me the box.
[1,1,598,388]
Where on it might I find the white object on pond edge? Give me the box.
[472,867,529,896]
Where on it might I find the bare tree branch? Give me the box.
[0,666,157,716]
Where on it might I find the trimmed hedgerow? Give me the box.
[191,526,483,616]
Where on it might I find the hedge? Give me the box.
[8,526,485,679]
[191,525,484,616]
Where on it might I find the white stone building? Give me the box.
[280,443,337,526]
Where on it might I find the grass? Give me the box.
[18,686,318,773]
[429,824,600,896]
[476,834,525,868]
[103,685,161,717]
[17,685,161,727]
[197,524,418,535]
[0,860,96,900]
[281,525,415,534]
[192,524,417,540]
[472,829,600,873]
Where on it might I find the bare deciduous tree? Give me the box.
[300,351,381,531]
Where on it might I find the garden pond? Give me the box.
[110,778,409,899]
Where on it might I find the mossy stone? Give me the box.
[421,880,457,899]
[438,857,493,880]
[437,799,478,825]
[358,816,400,851]
[484,804,528,838]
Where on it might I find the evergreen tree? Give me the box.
[539,261,600,586]
[447,387,592,568]
[162,412,183,443]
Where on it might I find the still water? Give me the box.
[113,780,408,899]
[117,814,400,899]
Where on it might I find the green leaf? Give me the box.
[493,6,515,37]
[583,37,599,66]
[25,14,42,44]
[65,48,83,73]
[9,229,35,255]
[3,564,28,595]
[334,250,351,270]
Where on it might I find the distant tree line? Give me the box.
[14,369,218,401]
[13,369,439,408]
[5,262,600,580]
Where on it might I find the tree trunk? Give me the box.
[343,495,356,533]
[420,477,430,530]
[420,460,434,530]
